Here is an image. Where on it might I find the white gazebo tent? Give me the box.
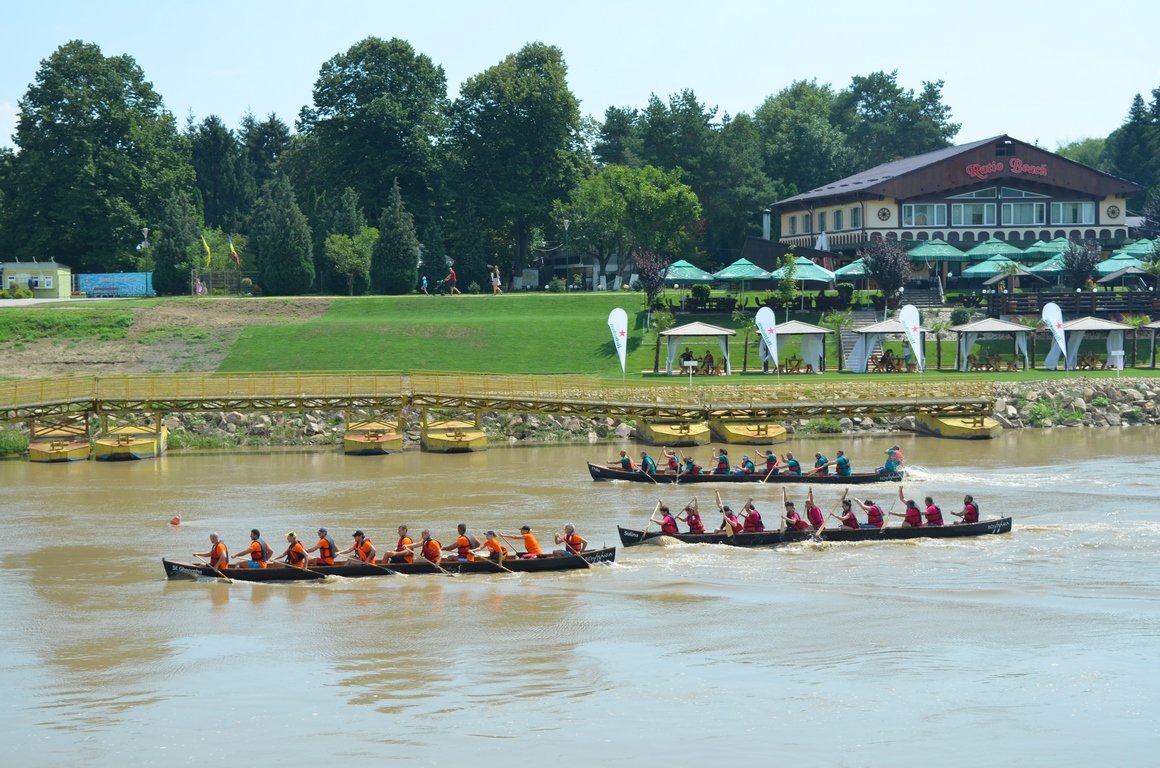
[846,318,929,373]
[767,319,833,372]
[950,318,1032,371]
[660,321,736,374]
[1147,319,1160,368]
[1044,316,1132,370]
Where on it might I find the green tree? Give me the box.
[324,226,377,296]
[448,43,585,274]
[1061,237,1101,290]
[834,71,960,168]
[152,192,201,295]
[371,180,420,294]
[752,80,853,195]
[240,112,291,191]
[0,40,194,272]
[1056,137,1108,171]
[297,37,447,219]
[593,106,642,166]
[251,174,315,295]
[860,239,909,308]
[776,252,797,313]
[1104,93,1159,210]
[190,115,252,232]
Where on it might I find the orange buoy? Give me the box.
[169,515,181,526]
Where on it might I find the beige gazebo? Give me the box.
[660,321,736,374]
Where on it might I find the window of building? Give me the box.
[951,203,996,227]
[41,276,53,289]
[818,211,827,232]
[1002,202,1046,226]
[803,213,812,234]
[1000,187,1048,198]
[834,209,844,231]
[948,188,997,199]
[1052,201,1095,225]
[995,141,1015,157]
[789,215,797,236]
[902,204,946,227]
[851,207,861,229]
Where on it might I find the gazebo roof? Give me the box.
[951,318,1032,333]
[660,321,736,337]
[1061,316,1132,332]
[963,239,1024,260]
[833,257,867,277]
[770,320,833,336]
[854,318,930,334]
[907,238,966,260]
[665,259,716,283]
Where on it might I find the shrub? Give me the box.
[799,418,842,434]
[835,282,854,309]
[548,278,566,293]
[0,429,29,456]
[467,281,482,294]
[950,307,971,326]
[690,283,711,302]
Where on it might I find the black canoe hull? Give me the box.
[617,518,1012,547]
[163,547,616,581]
[589,462,900,485]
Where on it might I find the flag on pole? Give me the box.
[755,306,780,369]
[228,237,240,267]
[608,308,628,375]
[1042,301,1067,370]
[201,235,212,268]
[898,304,925,371]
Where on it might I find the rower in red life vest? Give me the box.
[712,449,730,474]
[952,494,980,524]
[553,523,589,555]
[834,491,860,530]
[677,497,705,534]
[683,455,702,475]
[380,525,414,564]
[738,498,765,532]
[890,486,924,527]
[273,531,309,567]
[193,532,229,571]
[922,496,945,526]
[780,488,810,531]
[804,488,825,529]
[231,528,272,568]
[763,450,779,476]
[650,504,681,535]
[664,449,682,474]
[401,529,444,564]
[442,523,481,562]
[734,454,756,475]
[715,504,743,535]
[850,495,885,528]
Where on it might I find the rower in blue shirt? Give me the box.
[833,450,852,476]
[783,452,802,475]
[639,451,658,476]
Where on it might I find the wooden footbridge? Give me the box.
[1,372,994,431]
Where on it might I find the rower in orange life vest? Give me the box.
[650,504,680,535]
[499,525,543,558]
[380,524,414,564]
[305,527,338,565]
[553,523,589,555]
[850,493,885,528]
[952,494,979,524]
[401,529,444,565]
[472,530,508,561]
[273,531,309,567]
[890,486,924,527]
[677,497,705,533]
[921,495,944,526]
[338,530,377,563]
[231,528,272,568]
[442,523,481,562]
[737,498,765,532]
[193,532,229,571]
[780,488,809,531]
[610,449,635,471]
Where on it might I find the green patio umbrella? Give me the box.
[1116,239,1160,256]
[1095,252,1143,277]
[961,254,1021,278]
[711,258,773,282]
[907,238,966,261]
[768,255,835,283]
[1029,253,1065,274]
[1023,239,1063,256]
[963,239,1024,261]
[664,259,716,284]
[834,258,868,278]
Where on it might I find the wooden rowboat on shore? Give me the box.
[617,518,1012,547]
[162,546,616,581]
[589,461,901,485]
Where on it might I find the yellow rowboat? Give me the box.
[342,421,403,455]
[28,428,91,462]
[94,425,168,461]
[708,418,788,445]
[420,420,487,453]
[913,414,1001,440]
[636,420,710,447]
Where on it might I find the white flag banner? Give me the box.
[755,306,779,369]
[608,307,628,374]
[1042,301,1067,370]
[899,304,924,371]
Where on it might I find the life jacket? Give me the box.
[251,539,271,565]
[723,513,741,533]
[355,538,375,562]
[422,538,442,563]
[963,502,979,523]
[209,541,228,569]
[786,511,809,531]
[455,535,475,561]
[715,456,729,472]
[619,457,635,471]
[866,505,884,528]
[904,505,923,527]
[686,511,705,534]
[765,455,778,472]
[667,456,680,471]
[564,533,584,553]
[393,536,414,563]
[814,458,829,476]
[741,460,755,474]
[743,509,764,532]
[287,541,307,564]
[319,536,337,564]
[806,505,824,528]
[840,510,859,529]
[660,514,679,535]
[686,461,702,474]
[925,505,944,526]
[786,459,801,474]
[836,456,851,476]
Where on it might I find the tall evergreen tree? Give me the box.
[152,192,201,295]
[190,115,251,232]
[251,174,314,295]
[332,187,367,236]
[240,113,292,190]
[1104,94,1158,210]
[371,179,420,294]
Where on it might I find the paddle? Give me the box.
[640,500,662,542]
[715,490,734,537]
[477,554,516,574]
[194,555,232,583]
[272,557,328,580]
[416,549,457,577]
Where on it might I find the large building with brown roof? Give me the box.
[771,135,1141,254]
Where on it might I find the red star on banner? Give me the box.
[766,327,775,334]
[618,330,626,337]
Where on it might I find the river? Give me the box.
[1,431,1157,766]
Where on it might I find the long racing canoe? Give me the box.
[163,546,616,581]
[617,518,1012,547]
[589,461,901,485]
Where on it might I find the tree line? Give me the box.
[1,37,1151,296]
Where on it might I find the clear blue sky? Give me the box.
[2,0,1157,153]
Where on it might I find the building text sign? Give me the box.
[965,158,1047,180]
